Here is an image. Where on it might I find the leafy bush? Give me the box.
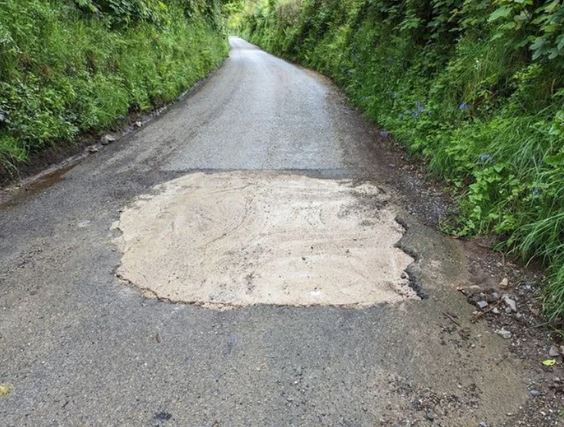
[238,0,564,321]
[0,0,227,174]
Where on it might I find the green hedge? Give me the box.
[0,0,228,172]
[239,0,564,320]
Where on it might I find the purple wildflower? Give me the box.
[478,153,493,164]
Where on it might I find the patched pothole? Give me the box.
[113,172,417,308]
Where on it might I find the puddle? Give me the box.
[114,172,417,308]
[0,162,78,208]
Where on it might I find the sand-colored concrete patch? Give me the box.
[114,172,416,307]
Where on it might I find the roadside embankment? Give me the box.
[0,0,228,179]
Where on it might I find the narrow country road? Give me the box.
[0,38,533,425]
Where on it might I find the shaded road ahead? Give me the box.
[0,37,531,425]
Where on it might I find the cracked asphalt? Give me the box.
[0,37,537,426]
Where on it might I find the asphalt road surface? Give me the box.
[0,37,536,426]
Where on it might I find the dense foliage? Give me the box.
[0,0,227,173]
[239,0,564,320]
